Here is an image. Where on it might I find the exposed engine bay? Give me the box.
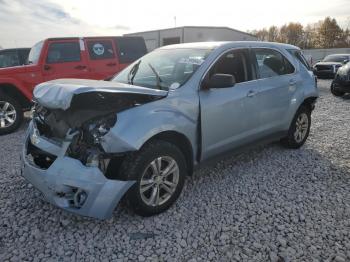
[30,89,166,173]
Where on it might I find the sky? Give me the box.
[0,0,349,48]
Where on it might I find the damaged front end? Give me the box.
[21,79,167,219]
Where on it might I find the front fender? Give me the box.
[101,100,198,155]
[0,77,32,100]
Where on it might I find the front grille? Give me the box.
[315,65,332,71]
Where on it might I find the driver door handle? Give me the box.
[75,65,87,70]
[246,90,257,97]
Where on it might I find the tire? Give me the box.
[330,82,345,97]
[120,140,187,216]
[281,106,311,149]
[0,93,23,135]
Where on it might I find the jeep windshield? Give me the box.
[27,41,44,65]
[112,48,211,90]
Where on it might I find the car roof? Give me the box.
[46,36,144,41]
[158,41,299,51]
[0,48,30,52]
[325,54,350,57]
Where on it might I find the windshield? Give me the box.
[27,41,44,64]
[112,48,211,90]
[323,55,349,63]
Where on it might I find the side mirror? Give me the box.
[203,74,236,89]
[343,59,349,64]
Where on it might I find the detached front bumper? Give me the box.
[21,121,134,219]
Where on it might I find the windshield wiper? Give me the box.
[127,60,141,85]
[148,63,163,90]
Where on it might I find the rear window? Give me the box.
[115,37,147,63]
[47,42,81,63]
[0,50,20,68]
[87,40,115,60]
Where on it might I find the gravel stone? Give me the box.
[1,80,350,261]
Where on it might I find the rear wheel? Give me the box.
[120,140,187,216]
[281,106,311,149]
[0,94,23,135]
[330,82,345,97]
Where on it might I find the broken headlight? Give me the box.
[68,114,116,170]
[84,114,117,145]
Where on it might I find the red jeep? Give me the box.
[0,36,147,134]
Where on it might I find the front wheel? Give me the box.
[330,82,345,97]
[0,94,23,135]
[281,106,311,149]
[120,140,187,216]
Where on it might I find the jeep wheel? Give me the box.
[330,82,345,97]
[120,140,187,216]
[0,94,23,135]
[281,106,311,149]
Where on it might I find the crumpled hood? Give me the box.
[34,79,168,110]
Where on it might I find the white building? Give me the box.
[124,26,257,51]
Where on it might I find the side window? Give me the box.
[254,49,295,79]
[47,42,81,63]
[208,49,252,84]
[115,38,147,63]
[87,40,115,60]
[0,51,20,68]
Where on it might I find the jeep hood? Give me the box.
[34,78,168,110]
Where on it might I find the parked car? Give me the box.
[0,48,30,68]
[0,36,147,135]
[313,54,350,78]
[21,41,318,219]
[330,62,350,96]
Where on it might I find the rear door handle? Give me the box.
[246,90,257,97]
[75,65,87,70]
[289,79,297,85]
[106,62,117,67]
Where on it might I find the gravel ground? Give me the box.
[1,79,350,262]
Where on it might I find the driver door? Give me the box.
[199,48,261,160]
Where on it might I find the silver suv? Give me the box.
[22,41,318,219]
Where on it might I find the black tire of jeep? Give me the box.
[0,94,23,135]
[281,106,311,149]
[330,82,345,97]
[119,140,187,217]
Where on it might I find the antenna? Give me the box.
[174,16,177,27]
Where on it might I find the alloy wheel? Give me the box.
[294,113,309,143]
[0,101,17,129]
[140,156,179,207]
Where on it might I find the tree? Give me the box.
[254,28,269,41]
[279,22,304,46]
[318,17,343,48]
[339,28,350,47]
[303,24,319,49]
[268,26,279,42]
[250,17,349,49]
